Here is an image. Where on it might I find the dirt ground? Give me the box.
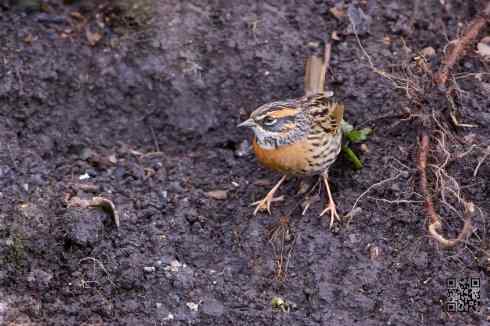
[0,0,489,325]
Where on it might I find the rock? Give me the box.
[173,266,194,289]
[201,298,225,317]
[158,255,176,266]
[186,302,199,312]
[12,0,41,12]
[347,5,371,35]
[64,207,105,246]
[0,271,7,285]
[367,245,381,261]
[0,301,7,325]
[35,13,66,24]
[420,47,436,57]
[329,5,347,19]
[27,268,53,289]
[351,293,376,312]
[477,36,490,59]
[206,190,228,200]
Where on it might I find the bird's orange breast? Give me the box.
[252,137,309,175]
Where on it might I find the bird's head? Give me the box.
[238,99,309,149]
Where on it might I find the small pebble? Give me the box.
[143,266,156,273]
[420,46,435,57]
[201,298,225,317]
[206,190,228,200]
[164,260,183,272]
[367,245,381,260]
[79,173,90,180]
[163,313,174,321]
[235,140,252,157]
[360,143,369,153]
[186,302,199,312]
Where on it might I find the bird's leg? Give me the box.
[319,175,340,228]
[301,177,322,215]
[251,175,287,215]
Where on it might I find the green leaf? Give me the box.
[344,128,372,143]
[342,145,363,170]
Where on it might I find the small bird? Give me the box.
[238,49,344,227]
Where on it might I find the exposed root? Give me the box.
[433,2,490,86]
[349,2,490,248]
[428,202,474,249]
[419,2,489,247]
[473,146,490,177]
[367,196,423,205]
[417,132,473,248]
[346,170,404,218]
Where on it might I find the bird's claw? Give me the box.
[251,195,284,215]
[320,201,340,228]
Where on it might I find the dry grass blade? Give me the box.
[268,216,297,282]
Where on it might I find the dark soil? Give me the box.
[0,0,489,325]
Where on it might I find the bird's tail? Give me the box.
[304,42,331,96]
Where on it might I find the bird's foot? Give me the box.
[320,200,340,228]
[250,194,284,215]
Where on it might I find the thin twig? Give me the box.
[347,171,403,216]
[6,144,17,169]
[149,125,160,153]
[473,146,490,177]
[79,257,117,287]
[357,112,411,128]
[15,66,24,96]
[367,196,423,204]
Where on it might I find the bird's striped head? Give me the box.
[238,99,309,149]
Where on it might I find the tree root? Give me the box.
[417,132,473,248]
[414,2,490,247]
[433,2,490,86]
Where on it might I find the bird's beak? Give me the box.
[237,118,255,128]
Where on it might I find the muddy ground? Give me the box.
[0,0,489,325]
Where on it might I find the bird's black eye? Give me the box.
[263,116,277,126]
